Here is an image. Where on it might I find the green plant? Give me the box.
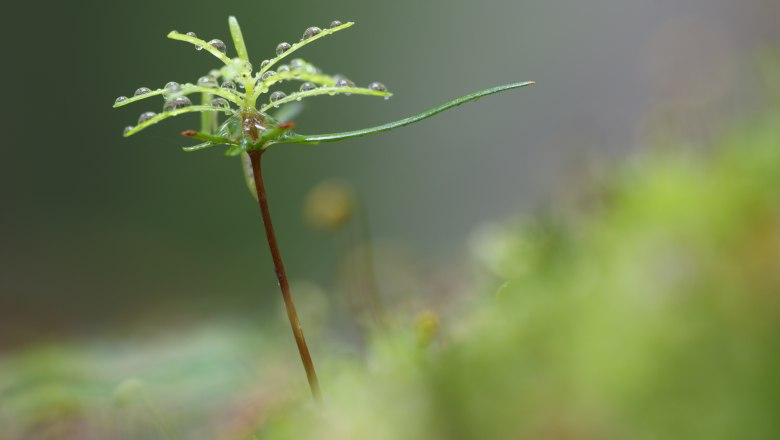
[113,16,534,400]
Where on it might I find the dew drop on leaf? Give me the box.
[123,126,134,135]
[115,96,128,104]
[211,98,229,108]
[330,20,343,28]
[197,76,218,88]
[260,59,270,69]
[368,82,387,92]
[290,59,305,69]
[134,87,152,96]
[277,64,290,73]
[138,112,156,124]
[209,39,227,54]
[221,80,236,91]
[270,91,287,103]
[261,71,277,81]
[335,78,355,87]
[163,96,192,112]
[276,42,291,55]
[300,82,316,92]
[186,31,197,38]
[302,27,321,40]
[165,82,182,93]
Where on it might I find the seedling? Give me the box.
[114,16,534,401]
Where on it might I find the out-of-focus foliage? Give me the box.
[259,111,780,439]
[2,112,779,439]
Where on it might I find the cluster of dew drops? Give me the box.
[259,21,388,108]
[116,20,387,135]
[116,81,204,135]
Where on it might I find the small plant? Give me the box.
[114,16,534,401]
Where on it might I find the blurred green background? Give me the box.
[4,0,776,346]
[2,0,780,438]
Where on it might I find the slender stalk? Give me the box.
[248,149,321,401]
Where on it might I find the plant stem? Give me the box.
[248,149,321,402]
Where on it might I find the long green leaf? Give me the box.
[124,106,234,137]
[113,85,243,108]
[168,32,233,65]
[255,22,354,79]
[228,17,249,63]
[274,81,535,145]
[250,68,338,102]
[259,87,391,113]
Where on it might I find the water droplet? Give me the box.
[276,42,291,55]
[165,82,181,93]
[211,98,229,109]
[186,31,197,38]
[368,82,387,92]
[209,69,221,77]
[290,59,305,69]
[209,39,227,54]
[300,82,316,92]
[134,87,152,96]
[221,80,236,91]
[171,30,179,34]
[197,75,218,88]
[261,71,277,81]
[260,59,270,69]
[115,96,128,105]
[277,64,290,73]
[163,96,192,112]
[302,27,321,40]
[335,78,355,88]
[138,112,156,124]
[270,91,287,103]
[123,126,134,135]
[330,20,343,28]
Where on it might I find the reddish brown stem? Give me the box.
[248,149,321,401]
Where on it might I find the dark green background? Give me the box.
[2,0,777,346]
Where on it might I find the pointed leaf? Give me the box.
[256,22,354,78]
[274,82,535,145]
[113,89,165,108]
[228,17,249,63]
[259,87,392,113]
[113,84,243,108]
[124,106,235,137]
[250,68,338,102]
[168,31,232,65]
[182,141,215,152]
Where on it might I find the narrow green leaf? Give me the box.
[259,87,392,113]
[124,106,235,137]
[168,31,232,65]
[228,17,249,63]
[255,22,354,79]
[113,89,165,108]
[182,142,215,152]
[113,85,243,108]
[250,69,338,102]
[275,82,535,145]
